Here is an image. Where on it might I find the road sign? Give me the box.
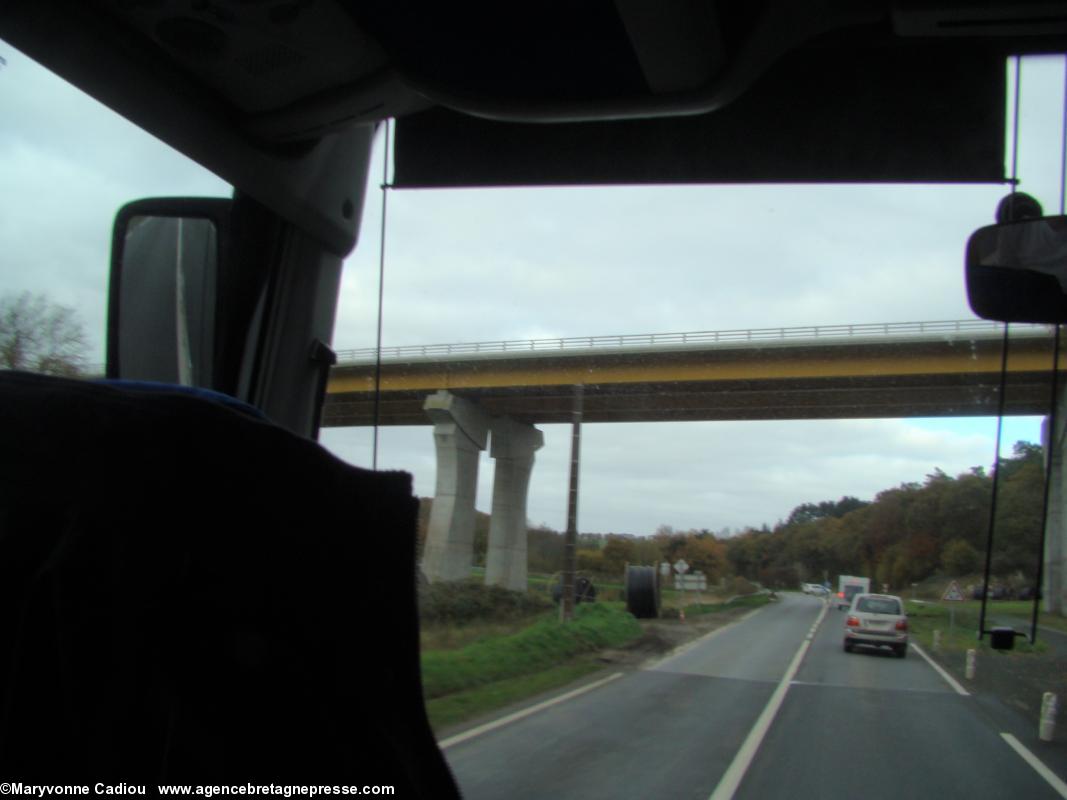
[942,580,965,602]
[675,574,707,591]
[674,559,689,574]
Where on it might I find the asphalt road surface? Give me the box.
[442,593,1067,799]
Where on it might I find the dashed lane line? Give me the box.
[708,602,829,800]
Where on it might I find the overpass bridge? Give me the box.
[321,320,1067,603]
[323,319,1062,426]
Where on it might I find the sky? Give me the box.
[2,41,1063,536]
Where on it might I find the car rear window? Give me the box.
[856,597,901,614]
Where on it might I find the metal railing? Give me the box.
[334,319,1050,365]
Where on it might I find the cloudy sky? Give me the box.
[2,41,1063,535]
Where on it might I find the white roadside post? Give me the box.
[966,649,977,680]
[674,558,689,621]
[933,630,942,651]
[1041,692,1058,742]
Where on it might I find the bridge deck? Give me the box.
[323,323,1063,426]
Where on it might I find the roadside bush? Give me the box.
[418,581,553,626]
[729,576,758,596]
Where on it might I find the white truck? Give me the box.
[836,575,871,610]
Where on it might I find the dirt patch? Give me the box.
[593,609,752,668]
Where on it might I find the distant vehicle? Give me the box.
[836,575,871,610]
[802,583,829,596]
[972,584,1015,600]
[844,593,909,658]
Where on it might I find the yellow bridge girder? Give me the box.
[323,331,1064,426]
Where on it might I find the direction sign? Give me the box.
[675,574,707,591]
[674,559,689,575]
[942,580,965,602]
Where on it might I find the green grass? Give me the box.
[421,617,550,651]
[420,603,642,701]
[419,589,767,732]
[424,657,605,730]
[905,600,1047,654]
[660,592,771,619]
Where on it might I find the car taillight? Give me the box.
[896,619,908,631]
[837,591,844,599]
[846,616,860,627]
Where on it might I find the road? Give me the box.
[442,593,1067,799]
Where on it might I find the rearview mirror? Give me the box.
[966,215,1067,323]
[107,198,231,386]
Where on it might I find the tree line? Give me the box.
[727,441,1043,591]
[417,440,1045,591]
[0,291,88,376]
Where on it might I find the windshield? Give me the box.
[321,54,1067,800]
[5,33,1067,800]
[856,597,902,615]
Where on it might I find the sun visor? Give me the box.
[394,45,1006,188]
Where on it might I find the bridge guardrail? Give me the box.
[334,320,1053,365]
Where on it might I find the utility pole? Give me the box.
[560,384,584,622]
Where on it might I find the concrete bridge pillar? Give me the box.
[486,417,544,591]
[420,390,489,583]
[1043,392,1067,615]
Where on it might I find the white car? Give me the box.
[844,593,908,658]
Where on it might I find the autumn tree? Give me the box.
[990,442,1044,578]
[941,538,981,576]
[601,536,636,576]
[527,524,564,574]
[681,535,727,582]
[0,291,88,376]
[786,496,868,525]
[631,536,665,566]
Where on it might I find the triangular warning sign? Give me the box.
[942,580,965,602]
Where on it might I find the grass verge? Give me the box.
[660,592,771,619]
[421,603,642,731]
[425,656,605,730]
[905,601,1046,654]
[421,603,641,700]
[421,594,768,732]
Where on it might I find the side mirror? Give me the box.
[107,198,231,386]
[966,215,1067,323]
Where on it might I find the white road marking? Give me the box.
[438,671,624,750]
[1001,733,1067,799]
[708,602,829,800]
[648,606,767,669]
[441,600,771,749]
[912,642,970,696]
